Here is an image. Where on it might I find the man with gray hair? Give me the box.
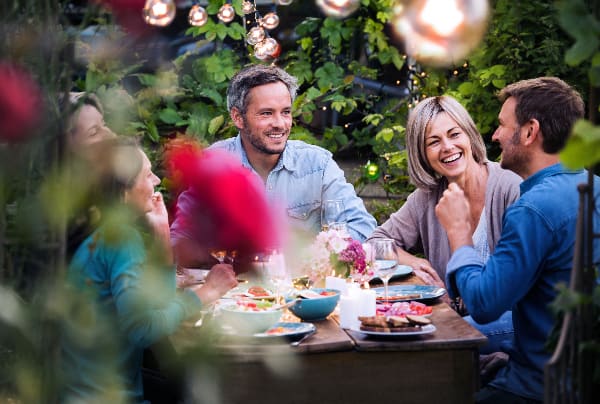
[171,64,376,268]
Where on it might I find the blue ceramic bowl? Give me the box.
[286,288,341,321]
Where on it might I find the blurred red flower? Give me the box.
[95,0,151,36]
[165,140,281,261]
[0,62,41,143]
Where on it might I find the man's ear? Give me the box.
[231,107,244,129]
[523,118,540,146]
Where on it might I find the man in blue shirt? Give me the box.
[172,65,376,267]
[435,77,600,402]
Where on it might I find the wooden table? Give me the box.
[173,274,487,404]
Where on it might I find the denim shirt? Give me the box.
[445,164,600,400]
[172,135,376,242]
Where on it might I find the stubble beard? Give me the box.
[241,119,289,156]
[500,127,527,176]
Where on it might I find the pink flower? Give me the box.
[303,229,374,282]
[0,62,41,143]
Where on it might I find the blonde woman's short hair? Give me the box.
[406,96,487,190]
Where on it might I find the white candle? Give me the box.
[338,294,360,329]
[326,276,348,295]
[356,289,376,317]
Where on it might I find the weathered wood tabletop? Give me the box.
[172,273,487,404]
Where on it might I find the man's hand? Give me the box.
[194,264,238,305]
[479,352,509,385]
[435,183,473,252]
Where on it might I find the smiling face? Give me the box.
[424,112,475,181]
[232,81,293,157]
[492,97,528,177]
[69,105,108,149]
[124,150,160,214]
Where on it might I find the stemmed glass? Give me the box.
[370,239,398,306]
[321,199,346,231]
[262,250,289,303]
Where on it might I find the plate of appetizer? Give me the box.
[224,285,276,300]
[351,314,436,337]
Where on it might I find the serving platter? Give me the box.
[372,284,446,303]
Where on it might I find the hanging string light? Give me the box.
[188,4,208,27]
[261,12,280,30]
[242,1,256,14]
[316,0,360,19]
[254,37,279,60]
[217,2,236,23]
[141,0,294,60]
[246,26,266,45]
[143,0,176,27]
[390,0,489,67]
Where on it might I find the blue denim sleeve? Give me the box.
[322,159,377,242]
[446,204,553,324]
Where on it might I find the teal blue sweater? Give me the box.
[61,223,202,403]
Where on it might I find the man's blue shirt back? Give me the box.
[446,163,600,400]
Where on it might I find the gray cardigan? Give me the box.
[368,162,522,279]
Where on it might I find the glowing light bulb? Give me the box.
[278,0,294,5]
[247,26,266,45]
[316,0,360,19]
[391,0,489,67]
[254,38,279,60]
[419,0,464,36]
[188,5,208,27]
[262,12,280,30]
[242,1,255,14]
[218,3,236,23]
[143,0,176,27]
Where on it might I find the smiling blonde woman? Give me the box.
[367,95,521,353]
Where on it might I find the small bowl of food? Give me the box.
[285,288,340,321]
[220,300,283,335]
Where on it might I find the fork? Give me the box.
[290,330,316,347]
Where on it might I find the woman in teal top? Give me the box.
[61,138,237,403]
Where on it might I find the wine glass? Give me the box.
[370,239,398,306]
[263,250,289,303]
[321,199,346,231]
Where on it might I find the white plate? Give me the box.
[224,286,276,300]
[176,268,210,287]
[350,324,436,337]
[254,322,316,338]
[221,322,316,339]
[369,265,413,282]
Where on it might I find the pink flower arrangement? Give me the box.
[302,228,374,284]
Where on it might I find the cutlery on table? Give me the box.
[290,330,316,347]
